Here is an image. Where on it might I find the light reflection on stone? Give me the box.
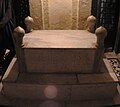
[44,85,58,99]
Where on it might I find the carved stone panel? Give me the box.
[29,0,92,30]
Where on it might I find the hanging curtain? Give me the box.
[0,0,16,69]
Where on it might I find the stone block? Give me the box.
[77,72,118,84]
[0,83,3,92]
[66,99,115,107]
[3,83,71,101]
[17,73,77,85]
[2,58,19,82]
[23,30,96,48]
[24,49,95,73]
[70,83,118,101]
[22,30,97,73]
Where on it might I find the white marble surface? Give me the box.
[48,0,72,29]
[24,49,95,73]
[29,0,43,29]
[78,0,92,29]
[29,0,92,30]
[23,30,96,48]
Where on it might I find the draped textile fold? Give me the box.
[0,0,16,68]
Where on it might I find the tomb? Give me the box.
[0,15,120,106]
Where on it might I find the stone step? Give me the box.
[2,58,120,102]
[15,72,118,85]
[3,58,118,84]
[3,67,119,101]
[0,96,120,107]
[2,68,119,101]
[2,82,119,101]
[0,94,120,107]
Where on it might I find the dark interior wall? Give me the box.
[91,0,119,50]
[91,0,98,17]
[12,0,30,29]
[115,1,120,53]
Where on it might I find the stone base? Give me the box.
[0,95,120,107]
[0,58,120,106]
[2,82,118,101]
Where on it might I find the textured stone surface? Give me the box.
[0,97,119,107]
[2,82,118,101]
[17,73,77,85]
[71,0,79,29]
[22,30,96,73]
[2,58,19,82]
[24,49,95,73]
[70,83,118,101]
[78,0,92,29]
[23,30,96,48]
[0,83,2,92]
[78,73,118,83]
[1,57,120,106]
[66,99,115,107]
[48,0,72,29]
[42,0,49,29]
[3,83,71,101]
[29,0,92,30]
[29,0,43,30]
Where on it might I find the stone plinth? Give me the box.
[1,58,120,103]
[24,49,95,73]
[21,30,96,73]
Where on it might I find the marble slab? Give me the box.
[17,73,77,85]
[78,73,118,84]
[23,30,96,48]
[24,49,95,73]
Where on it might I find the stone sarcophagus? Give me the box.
[1,16,120,106]
[13,16,106,73]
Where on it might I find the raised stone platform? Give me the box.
[0,16,120,106]
[1,57,120,105]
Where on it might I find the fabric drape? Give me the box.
[0,0,16,67]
